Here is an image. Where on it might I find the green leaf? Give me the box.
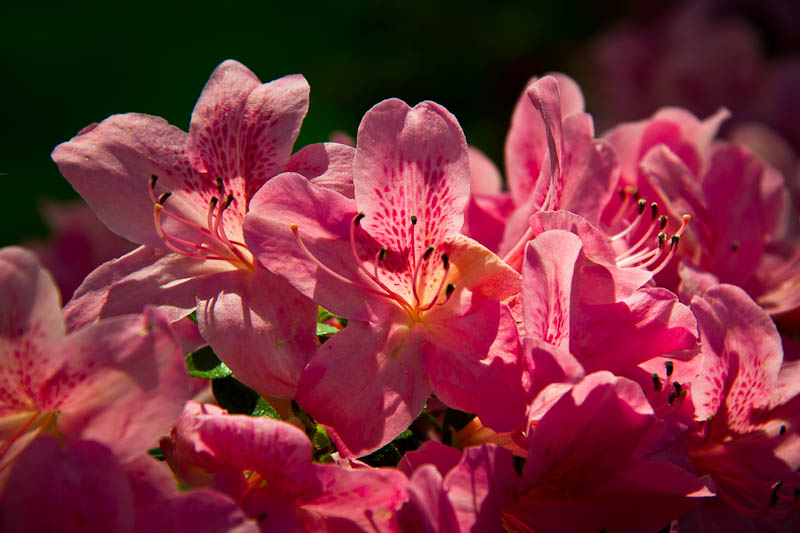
[251,397,280,420]
[147,446,165,461]
[316,323,340,336]
[212,377,260,415]
[185,346,232,380]
[317,306,336,323]
[186,310,198,324]
[358,428,422,467]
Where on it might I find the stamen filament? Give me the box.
[650,235,680,276]
[413,245,435,305]
[610,199,648,242]
[501,226,535,272]
[153,205,228,260]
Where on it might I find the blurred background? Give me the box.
[2,0,798,251]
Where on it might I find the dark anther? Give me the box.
[770,481,784,507]
[216,177,224,194]
[423,246,435,260]
[378,246,387,261]
[441,253,449,270]
[209,196,219,209]
[445,284,455,297]
[668,391,678,405]
[410,215,417,225]
[617,187,625,199]
[780,425,787,435]
[671,235,681,247]
[157,191,172,205]
[657,232,667,247]
[665,361,674,377]
[223,193,234,209]
[652,373,662,392]
[637,198,647,214]
[354,212,366,226]
[731,240,740,252]
[631,187,639,198]
[659,215,668,229]
[651,202,658,219]
[149,175,158,189]
[673,382,682,393]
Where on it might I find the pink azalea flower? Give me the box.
[161,401,408,532]
[397,441,518,532]
[502,372,714,532]
[679,285,800,528]
[51,60,348,399]
[498,74,619,267]
[0,435,257,533]
[244,98,527,456]
[0,246,191,484]
[520,225,698,383]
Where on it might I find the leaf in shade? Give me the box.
[185,346,232,379]
[316,323,341,337]
[358,428,423,467]
[211,376,260,415]
[147,446,165,461]
[251,397,281,420]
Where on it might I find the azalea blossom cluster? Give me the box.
[2,59,800,532]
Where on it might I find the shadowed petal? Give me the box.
[297,319,431,458]
[196,267,317,399]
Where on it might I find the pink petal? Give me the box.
[245,172,393,323]
[422,300,528,432]
[0,247,65,410]
[196,267,317,399]
[572,287,698,374]
[239,74,310,199]
[403,464,455,532]
[136,489,259,533]
[460,192,515,253]
[522,230,583,351]
[63,245,232,331]
[397,440,462,478]
[467,146,503,195]
[444,444,518,532]
[51,113,205,248]
[529,210,617,265]
[504,73,585,206]
[53,308,191,462]
[525,76,565,213]
[287,142,355,199]
[678,260,720,304]
[353,99,470,258]
[298,464,408,532]
[164,402,317,499]
[296,318,432,458]
[187,60,261,179]
[1,436,134,533]
[690,284,783,431]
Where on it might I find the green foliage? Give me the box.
[147,446,165,461]
[185,346,232,380]
[358,429,423,467]
[252,397,281,420]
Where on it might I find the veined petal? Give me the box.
[187,59,261,183]
[245,172,394,322]
[690,284,783,432]
[51,113,209,248]
[0,247,65,410]
[52,308,191,462]
[63,245,233,331]
[522,230,583,351]
[196,267,317,399]
[353,99,469,258]
[296,319,431,458]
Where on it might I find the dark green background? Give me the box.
[2,1,794,246]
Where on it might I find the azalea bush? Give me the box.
[2,53,800,532]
